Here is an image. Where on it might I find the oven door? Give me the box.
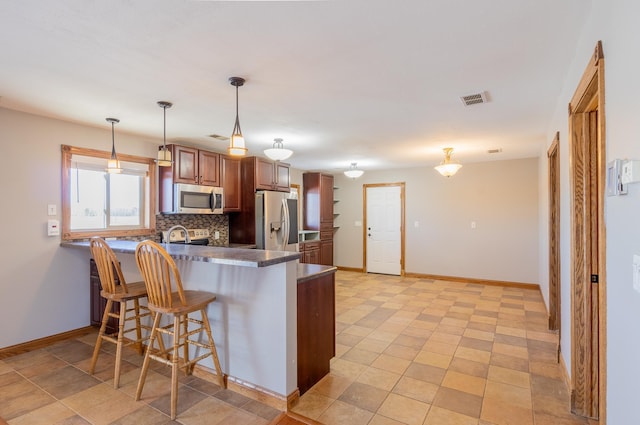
[174,183,215,214]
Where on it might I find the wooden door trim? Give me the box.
[362,182,406,275]
[548,132,561,333]
[568,40,606,421]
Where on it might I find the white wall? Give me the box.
[539,1,640,422]
[0,107,160,348]
[334,158,540,284]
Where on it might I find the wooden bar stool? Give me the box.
[88,237,152,389]
[134,240,226,420]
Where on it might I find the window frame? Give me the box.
[61,144,156,240]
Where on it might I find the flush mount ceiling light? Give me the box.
[228,76,248,156]
[434,147,462,177]
[156,101,173,167]
[106,117,122,174]
[344,162,364,179]
[264,138,293,161]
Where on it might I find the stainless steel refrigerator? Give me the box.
[255,190,299,251]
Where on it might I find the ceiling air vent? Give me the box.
[460,91,489,106]
[208,134,229,141]
[487,148,502,154]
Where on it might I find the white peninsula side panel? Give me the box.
[117,253,299,398]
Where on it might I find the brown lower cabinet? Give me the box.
[299,241,320,264]
[297,269,336,395]
[90,259,119,334]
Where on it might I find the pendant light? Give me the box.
[344,162,364,179]
[264,138,293,161]
[228,76,248,156]
[156,101,173,167]
[106,118,122,174]
[434,147,462,177]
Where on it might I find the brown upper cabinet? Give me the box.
[247,156,291,192]
[171,145,220,186]
[159,144,242,213]
[221,154,241,212]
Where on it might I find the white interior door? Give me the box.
[366,185,402,275]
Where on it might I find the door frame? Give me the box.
[548,132,561,334]
[362,182,406,275]
[568,40,606,421]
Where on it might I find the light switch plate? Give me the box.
[47,204,56,216]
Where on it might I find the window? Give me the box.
[61,145,156,240]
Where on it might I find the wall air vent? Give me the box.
[460,91,489,106]
[208,134,229,141]
[487,148,503,154]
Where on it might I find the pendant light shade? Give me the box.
[106,118,122,174]
[344,162,364,179]
[228,76,248,156]
[264,138,293,161]
[157,101,173,167]
[434,147,462,177]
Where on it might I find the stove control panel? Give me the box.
[162,228,210,243]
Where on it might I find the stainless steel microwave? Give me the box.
[171,183,224,214]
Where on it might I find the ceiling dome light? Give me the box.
[344,162,364,179]
[156,101,173,167]
[228,76,248,156]
[106,118,122,174]
[264,138,293,161]
[434,147,462,177]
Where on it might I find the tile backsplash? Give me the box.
[155,214,229,246]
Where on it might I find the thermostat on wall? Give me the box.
[621,160,640,184]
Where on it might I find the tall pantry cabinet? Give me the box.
[303,172,334,266]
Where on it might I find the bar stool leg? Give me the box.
[113,300,127,389]
[136,312,161,402]
[89,299,112,375]
[171,315,181,420]
[182,314,191,376]
[201,309,226,388]
[133,299,143,354]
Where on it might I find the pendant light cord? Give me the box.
[234,84,242,134]
[110,121,117,159]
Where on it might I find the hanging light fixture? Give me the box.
[156,101,173,167]
[434,147,462,177]
[264,138,293,161]
[106,117,122,174]
[344,162,364,179]
[228,76,248,156]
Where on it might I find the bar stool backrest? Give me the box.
[89,237,130,294]
[135,240,187,309]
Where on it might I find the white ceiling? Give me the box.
[0,0,589,173]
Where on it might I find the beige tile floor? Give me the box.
[0,326,281,424]
[1,271,596,425]
[291,271,596,425]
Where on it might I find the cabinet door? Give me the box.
[320,174,334,222]
[275,162,291,192]
[320,239,333,266]
[255,157,276,190]
[297,272,335,394]
[198,150,220,187]
[174,145,199,184]
[221,155,242,212]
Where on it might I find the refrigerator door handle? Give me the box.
[282,198,289,251]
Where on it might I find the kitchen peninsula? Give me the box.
[62,240,336,408]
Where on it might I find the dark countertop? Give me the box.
[297,263,337,283]
[61,240,300,268]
